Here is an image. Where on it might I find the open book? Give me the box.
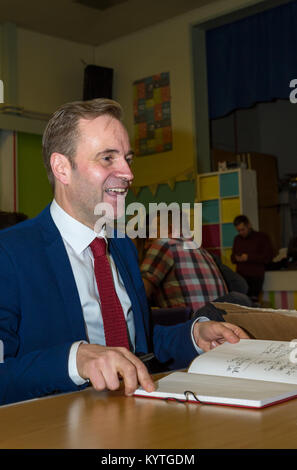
[134,339,297,408]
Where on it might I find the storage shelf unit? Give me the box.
[262,271,297,309]
[197,169,258,270]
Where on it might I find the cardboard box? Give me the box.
[213,302,297,342]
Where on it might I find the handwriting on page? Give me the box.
[289,339,297,363]
[226,343,297,376]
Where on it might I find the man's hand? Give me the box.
[235,253,248,262]
[193,321,250,352]
[77,343,155,396]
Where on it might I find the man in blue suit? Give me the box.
[0,99,248,405]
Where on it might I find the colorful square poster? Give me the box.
[133,72,172,156]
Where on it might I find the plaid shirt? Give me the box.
[140,238,227,313]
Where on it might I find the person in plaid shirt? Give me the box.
[140,214,251,316]
[141,239,227,310]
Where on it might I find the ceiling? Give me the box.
[0,0,217,46]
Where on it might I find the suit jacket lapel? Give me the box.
[37,206,88,342]
[109,237,149,354]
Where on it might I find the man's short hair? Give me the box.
[233,215,250,226]
[42,98,123,188]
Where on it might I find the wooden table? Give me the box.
[1,383,297,449]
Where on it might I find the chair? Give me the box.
[151,307,192,326]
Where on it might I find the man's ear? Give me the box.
[50,153,72,185]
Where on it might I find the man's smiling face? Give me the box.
[65,114,134,228]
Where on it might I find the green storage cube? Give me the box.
[220,172,239,197]
[222,223,238,247]
[202,200,219,224]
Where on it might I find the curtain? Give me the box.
[206,1,297,119]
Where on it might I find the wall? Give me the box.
[17,132,53,218]
[0,28,94,213]
[0,0,265,214]
[257,100,297,179]
[0,130,15,211]
[17,28,94,114]
[211,99,297,179]
[94,0,265,204]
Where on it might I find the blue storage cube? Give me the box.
[222,223,238,247]
[220,172,239,197]
[202,200,219,224]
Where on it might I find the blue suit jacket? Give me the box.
[0,206,197,405]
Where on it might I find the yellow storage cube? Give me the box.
[198,175,219,201]
[221,248,236,271]
[221,197,241,223]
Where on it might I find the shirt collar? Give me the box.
[50,199,106,255]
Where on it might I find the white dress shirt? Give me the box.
[50,200,135,385]
[50,200,205,386]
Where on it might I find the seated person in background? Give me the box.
[140,213,251,317]
[231,214,274,304]
[210,252,250,296]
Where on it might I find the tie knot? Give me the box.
[90,237,107,258]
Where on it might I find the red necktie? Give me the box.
[90,237,130,349]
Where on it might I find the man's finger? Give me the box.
[118,349,155,394]
[223,322,250,340]
[134,362,156,394]
[219,328,239,344]
[104,347,155,395]
[211,323,248,345]
[89,368,108,391]
[117,361,139,396]
[96,348,139,395]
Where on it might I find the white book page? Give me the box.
[135,371,297,407]
[188,339,297,385]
